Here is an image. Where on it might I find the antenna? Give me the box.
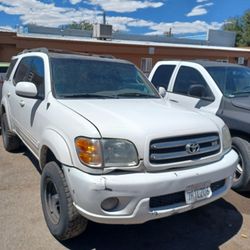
[103,11,106,25]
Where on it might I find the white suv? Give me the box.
[1,48,238,240]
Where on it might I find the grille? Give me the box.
[149,133,220,165]
[149,179,225,208]
[211,179,225,192]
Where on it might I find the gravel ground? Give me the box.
[0,136,249,250]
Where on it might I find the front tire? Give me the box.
[1,112,21,152]
[232,137,250,192]
[41,161,87,240]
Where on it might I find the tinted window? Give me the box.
[13,56,45,97]
[51,57,159,99]
[0,67,8,73]
[151,65,175,90]
[5,59,17,80]
[206,66,250,97]
[29,57,45,97]
[173,66,213,99]
[13,57,32,85]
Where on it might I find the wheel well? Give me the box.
[230,129,250,143]
[40,146,60,169]
[1,105,6,115]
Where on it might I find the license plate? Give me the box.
[185,182,212,204]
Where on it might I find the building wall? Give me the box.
[0,31,250,72]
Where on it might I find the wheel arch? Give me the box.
[230,129,250,143]
[39,129,73,169]
[0,104,6,115]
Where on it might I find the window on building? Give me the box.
[141,58,152,73]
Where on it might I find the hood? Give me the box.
[232,96,250,111]
[58,99,220,159]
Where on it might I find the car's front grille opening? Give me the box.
[211,179,225,192]
[150,191,185,208]
[149,179,226,209]
[149,133,220,165]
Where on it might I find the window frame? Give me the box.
[13,56,45,99]
[151,64,176,91]
[172,65,215,101]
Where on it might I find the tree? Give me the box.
[66,21,93,31]
[223,10,250,47]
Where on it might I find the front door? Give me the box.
[11,56,46,155]
[167,65,217,113]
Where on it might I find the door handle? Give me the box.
[19,100,25,107]
[170,99,179,103]
[7,92,11,97]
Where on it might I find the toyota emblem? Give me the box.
[186,143,200,154]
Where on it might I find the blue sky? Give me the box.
[0,0,249,38]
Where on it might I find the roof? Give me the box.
[190,60,247,68]
[18,47,130,64]
[16,32,250,53]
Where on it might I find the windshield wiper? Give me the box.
[116,92,158,98]
[59,93,118,99]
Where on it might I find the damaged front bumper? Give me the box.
[63,149,238,224]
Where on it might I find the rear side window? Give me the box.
[151,65,176,90]
[5,59,17,80]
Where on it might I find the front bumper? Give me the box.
[63,149,238,224]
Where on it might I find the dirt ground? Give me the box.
[0,136,249,250]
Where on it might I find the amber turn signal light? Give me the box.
[75,138,102,167]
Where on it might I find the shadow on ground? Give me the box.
[61,199,242,250]
[62,199,242,250]
[11,144,42,174]
[20,145,243,250]
[238,192,250,199]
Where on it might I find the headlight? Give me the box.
[75,137,138,168]
[222,125,232,151]
[102,139,138,167]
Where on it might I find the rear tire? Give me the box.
[41,161,87,240]
[232,137,250,192]
[1,113,21,152]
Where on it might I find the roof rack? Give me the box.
[18,47,115,59]
[18,47,49,55]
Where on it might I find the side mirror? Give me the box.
[15,81,38,98]
[188,84,215,102]
[158,86,167,97]
[188,84,206,98]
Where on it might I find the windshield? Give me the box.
[50,57,159,99]
[206,66,250,97]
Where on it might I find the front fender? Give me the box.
[39,129,73,167]
[1,96,13,130]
